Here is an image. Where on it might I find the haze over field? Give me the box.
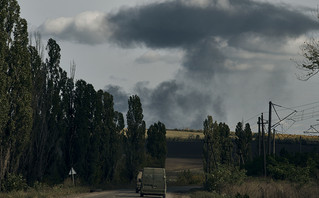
[19,0,319,133]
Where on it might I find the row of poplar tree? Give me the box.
[0,0,167,190]
[203,115,253,176]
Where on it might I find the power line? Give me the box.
[245,113,262,123]
[290,110,319,120]
[288,100,319,109]
[272,103,296,112]
[245,100,319,134]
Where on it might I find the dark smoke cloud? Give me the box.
[106,0,319,129]
[183,38,226,75]
[104,85,129,113]
[135,80,226,129]
[108,0,318,48]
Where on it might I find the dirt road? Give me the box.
[72,186,199,198]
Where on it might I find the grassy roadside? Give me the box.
[0,185,90,198]
[187,177,319,198]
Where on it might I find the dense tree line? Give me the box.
[202,116,319,192]
[202,116,252,191]
[0,0,167,191]
[7,34,129,186]
[203,116,253,172]
[203,116,235,174]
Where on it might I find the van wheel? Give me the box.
[163,194,166,198]
[140,193,144,197]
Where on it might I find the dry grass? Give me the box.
[252,132,319,143]
[166,130,204,140]
[164,128,319,143]
[224,178,319,198]
[166,158,202,172]
[0,187,89,198]
[0,179,90,198]
[189,178,319,198]
[165,130,237,140]
[276,133,319,142]
[165,158,204,185]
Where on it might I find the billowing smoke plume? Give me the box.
[108,0,316,48]
[104,85,129,113]
[106,0,318,128]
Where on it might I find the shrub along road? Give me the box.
[73,186,200,198]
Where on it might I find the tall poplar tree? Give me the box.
[45,38,65,182]
[103,92,121,181]
[61,76,75,181]
[0,0,32,188]
[125,95,146,181]
[219,122,233,165]
[146,121,167,167]
[235,122,253,166]
[73,80,96,181]
[23,44,46,183]
[203,116,220,174]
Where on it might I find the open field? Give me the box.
[166,158,202,172]
[166,130,204,140]
[167,129,319,142]
[275,133,319,142]
[165,157,204,186]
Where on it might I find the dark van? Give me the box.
[140,167,166,198]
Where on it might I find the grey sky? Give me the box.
[18,0,319,134]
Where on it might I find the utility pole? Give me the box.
[261,113,266,177]
[205,136,209,183]
[258,117,261,156]
[299,136,302,153]
[268,101,272,155]
[272,129,276,156]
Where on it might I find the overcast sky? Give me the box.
[18,0,319,134]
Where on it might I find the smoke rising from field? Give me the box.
[104,0,318,128]
[104,85,128,113]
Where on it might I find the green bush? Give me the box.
[267,156,311,184]
[1,173,28,192]
[205,165,246,192]
[268,163,310,183]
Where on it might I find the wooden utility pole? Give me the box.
[262,113,266,177]
[258,117,261,156]
[268,101,272,155]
